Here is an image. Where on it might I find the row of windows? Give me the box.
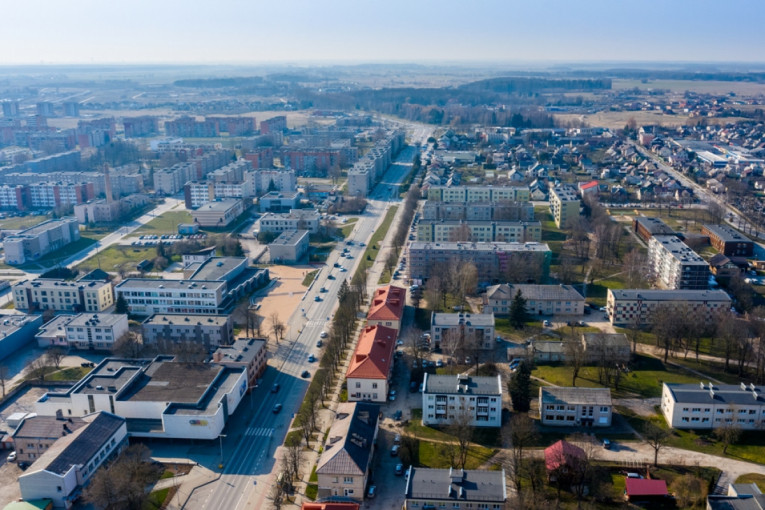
[680,407,763,415]
[408,501,503,509]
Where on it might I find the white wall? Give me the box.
[346,378,388,403]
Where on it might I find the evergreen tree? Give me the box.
[338,279,350,304]
[508,360,532,412]
[509,289,528,329]
[115,293,129,314]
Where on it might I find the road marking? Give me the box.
[245,426,275,437]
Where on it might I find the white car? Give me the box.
[320,331,328,338]
[7,451,16,462]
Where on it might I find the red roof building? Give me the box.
[577,180,599,197]
[544,440,585,473]
[624,478,668,501]
[366,285,406,331]
[346,325,397,403]
[302,503,360,510]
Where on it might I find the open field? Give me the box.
[0,215,50,231]
[555,110,748,131]
[133,210,193,235]
[75,244,158,273]
[613,78,765,96]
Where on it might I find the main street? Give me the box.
[186,127,432,510]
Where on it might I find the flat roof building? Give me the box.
[607,288,731,326]
[549,187,580,229]
[0,314,44,362]
[422,373,502,427]
[416,220,542,243]
[404,467,507,509]
[648,235,709,290]
[632,216,676,243]
[64,313,129,351]
[484,283,584,316]
[142,314,233,348]
[268,229,309,264]
[539,387,613,427]
[212,338,267,392]
[701,224,754,258]
[662,382,765,430]
[3,218,80,265]
[191,199,245,227]
[430,312,495,351]
[13,278,113,314]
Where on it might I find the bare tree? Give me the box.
[28,357,48,383]
[445,408,473,469]
[563,334,586,387]
[270,313,286,345]
[643,422,670,467]
[507,414,540,493]
[85,444,159,510]
[284,435,303,478]
[0,364,7,398]
[622,249,650,288]
[441,327,463,366]
[406,328,427,371]
[112,331,143,358]
[714,409,742,454]
[716,310,748,372]
[45,347,67,370]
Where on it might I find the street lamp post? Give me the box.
[218,434,227,469]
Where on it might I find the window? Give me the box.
[343,476,353,484]
[372,383,378,389]
[355,382,360,388]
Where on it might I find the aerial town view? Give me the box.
[2,2,765,509]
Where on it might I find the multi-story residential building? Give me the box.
[606,289,731,327]
[403,467,507,510]
[73,195,150,224]
[427,185,530,203]
[268,229,309,264]
[164,116,219,137]
[11,413,88,466]
[416,220,542,243]
[18,412,127,509]
[549,186,580,229]
[152,150,235,195]
[661,382,765,430]
[581,333,631,363]
[648,235,709,290]
[13,279,113,314]
[207,116,256,136]
[184,181,248,209]
[34,356,247,440]
[632,216,676,243]
[246,169,296,194]
[421,200,535,222]
[122,116,159,138]
[259,190,301,212]
[701,224,754,258]
[539,387,613,427]
[212,338,267,391]
[4,218,81,265]
[260,116,287,134]
[422,373,503,427]
[346,325,397,403]
[347,167,371,197]
[257,209,321,234]
[484,283,585,316]
[0,314,44,361]
[142,314,234,348]
[407,241,551,282]
[366,285,406,331]
[315,402,380,501]
[64,313,128,350]
[191,199,245,227]
[243,148,275,170]
[115,279,227,316]
[430,312,495,351]
[26,182,94,209]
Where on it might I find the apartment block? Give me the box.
[701,224,754,258]
[648,235,709,290]
[212,338,267,391]
[142,314,234,348]
[430,312,495,351]
[407,241,551,282]
[191,199,245,227]
[164,116,220,137]
[64,313,129,350]
[426,185,530,203]
[421,200,535,222]
[549,186,580,229]
[422,373,503,427]
[416,220,541,243]
[13,279,114,313]
[606,288,731,327]
[260,116,287,134]
[257,209,321,234]
[346,325,397,403]
[484,283,584,316]
[632,216,676,243]
[4,218,81,265]
[404,467,507,510]
[662,382,765,430]
[244,169,296,195]
[268,229,309,264]
[122,116,159,138]
[539,387,613,427]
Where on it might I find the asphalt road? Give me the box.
[189,127,432,510]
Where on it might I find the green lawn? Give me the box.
[532,355,703,398]
[0,214,50,230]
[75,245,159,273]
[418,440,497,470]
[340,217,358,238]
[143,487,171,510]
[302,269,319,287]
[48,366,92,381]
[133,210,193,234]
[619,406,765,465]
[736,473,765,492]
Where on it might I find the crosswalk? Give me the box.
[245,426,274,438]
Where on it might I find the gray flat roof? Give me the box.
[143,314,230,327]
[665,383,765,406]
[487,284,583,302]
[7,218,75,238]
[271,229,309,246]
[213,338,266,364]
[120,362,223,403]
[432,312,494,327]
[541,387,612,406]
[194,199,241,212]
[634,216,675,235]
[66,313,126,328]
[406,467,506,502]
[12,415,86,440]
[36,315,75,338]
[703,224,752,244]
[651,235,708,266]
[424,373,501,396]
[551,187,579,201]
[115,279,226,291]
[609,289,731,302]
[189,257,245,281]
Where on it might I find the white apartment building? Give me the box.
[114,279,227,316]
[416,220,542,243]
[549,186,580,229]
[64,313,129,350]
[4,218,80,265]
[427,185,530,203]
[648,235,710,290]
[257,209,321,234]
[430,312,495,350]
[13,279,114,313]
[346,325,397,403]
[606,288,731,327]
[142,314,233,348]
[662,382,765,430]
[539,387,613,427]
[245,169,297,195]
[422,373,503,427]
[484,283,585,316]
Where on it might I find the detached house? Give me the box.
[366,285,406,331]
[346,325,397,402]
[316,402,379,501]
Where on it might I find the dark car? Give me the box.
[301,371,311,378]
[271,383,280,393]
[393,410,403,421]
[327,274,335,280]
[273,403,283,414]
[409,381,418,392]
[395,463,404,476]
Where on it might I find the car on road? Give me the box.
[543,320,551,327]
[509,359,521,372]
[327,274,335,280]
[388,390,397,401]
[395,463,404,476]
[359,242,366,247]
[308,354,316,362]
[314,296,322,302]
[272,403,283,414]
[393,410,403,421]
[602,438,612,449]
[394,434,401,444]
[578,320,586,327]
[390,445,400,456]
[339,267,347,272]
[316,340,323,347]
[320,331,328,338]
[7,451,16,462]
[396,339,404,346]
[320,287,327,293]
[367,485,376,499]
[436,359,443,368]
[333,262,341,268]
[271,383,280,393]
[301,371,311,379]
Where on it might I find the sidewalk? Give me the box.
[148,461,220,510]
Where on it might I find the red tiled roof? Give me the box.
[579,180,599,190]
[346,325,397,380]
[367,285,406,323]
[544,440,585,472]
[302,503,360,510]
[625,478,668,497]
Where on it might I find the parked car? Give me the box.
[271,383,280,393]
[409,381,419,392]
[314,296,322,302]
[543,320,551,327]
[7,451,16,462]
[436,359,444,368]
[509,359,521,372]
[390,445,400,456]
[308,354,316,362]
[394,434,401,444]
[272,403,283,414]
[395,463,404,476]
[389,390,397,401]
[316,340,323,348]
[301,370,311,378]
[393,410,403,421]
[320,331,328,338]
[602,438,612,449]
[367,485,376,498]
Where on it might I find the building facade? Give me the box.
[606,288,731,326]
[366,285,406,331]
[662,382,765,430]
[484,283,584,316]
[648,235,710,290]
[701,224,754,258]
[539,387,613,427]
[142,314,234,348]
[427,185,530,203]
[191,199,245,227]
[257,209,321,234]
[64,313,129,350]
[346,325,397,403]
[268,229,309,264]
[422,373,502,427]
[13,279,114,313]
[416,220,542,243]
[4,218,80,265]
[549,186,580,229]
[430,312,495,351]
[404,467,507,510]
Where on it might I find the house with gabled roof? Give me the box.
[346,326,397,402]
[366,285,406,331]
[316,402,379,501]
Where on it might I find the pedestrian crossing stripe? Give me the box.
[245,427,274,437]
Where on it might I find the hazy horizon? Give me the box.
[4,0,765,66]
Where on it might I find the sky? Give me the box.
[3,0,765,65]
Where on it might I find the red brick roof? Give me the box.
[346,325,397,380]
[544,440,585,472]
[579,180,599,191]
[367,285,406,323]
[625,478,668,497]
[302,503,360,510]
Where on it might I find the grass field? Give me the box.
[75,244,158,273]
[302,269,319,286]
[613,78,765,96]
[417,440,497,470]
[0,214,50,230]
[26,237,98,269]
[133,210,193,235]
[340,217,358,238]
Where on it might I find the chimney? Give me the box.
[103,164,114,203]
